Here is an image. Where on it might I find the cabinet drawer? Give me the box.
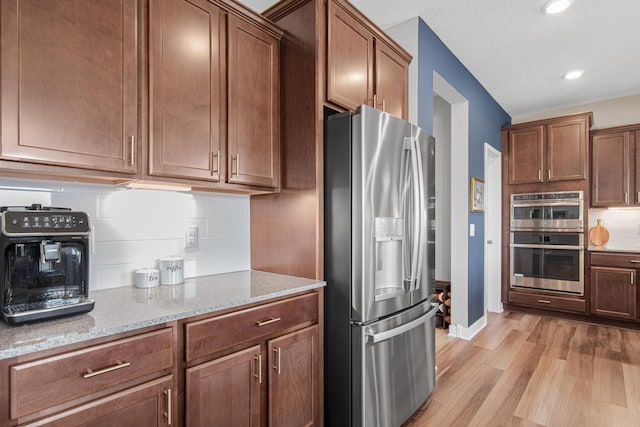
[10,328,174,420]
[508,291,586,313]
[591,252,640,268]
[185,292,318,362]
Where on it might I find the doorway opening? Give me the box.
[433,72,469,334]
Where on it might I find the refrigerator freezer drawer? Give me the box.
[352,302,437,427]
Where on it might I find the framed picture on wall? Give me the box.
[470,178,485,212]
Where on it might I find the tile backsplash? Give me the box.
[0,178,249,290]
[589,208,640,249]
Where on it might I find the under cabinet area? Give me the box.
[590,252,639,320]
[591,125,640,207]
[504,112,591,184]
[183,291,321,426]
[327,0,410,119]
[0,0,138,175]
[0,326,176,427]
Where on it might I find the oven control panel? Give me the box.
[1,211,90,235]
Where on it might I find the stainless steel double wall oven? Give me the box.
[510,191,585,295]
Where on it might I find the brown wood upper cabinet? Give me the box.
[149,0,281,189]
[149,0,224,182]
[591,125,640,207]
[327,0,410,119]
[505,113,592,184]
[0,0,138,174]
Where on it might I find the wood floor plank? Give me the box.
[592,347,627,407]
[513,356,567,425]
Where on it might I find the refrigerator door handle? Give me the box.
[366,305,437,344]
[412,137,427,292]
[402,137,420,290]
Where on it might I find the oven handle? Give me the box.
[510,244,584,250]
[511,201,582,208]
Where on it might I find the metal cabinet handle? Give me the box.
[632,272,635,285]
[538,170,542,181]
[129,135,136,166]
[212,150,220,176]
[630,260,640,263]
[537,299,551,304]
[256,317,281,326]
[625,192,630,204]
[273,347,281,375]
[637,191,640,204]
[547,169,551,180]
[83,360,131,379]
[231,154,239,176]
[254,355,262,383]
[164,388,172,425]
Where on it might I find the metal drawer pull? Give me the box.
[164,388,172,425]
[630,260,640,263]
[632,273,635,285]
[537,299,551,304]
[273,347,281,375]
[83,360,131,379]
[256,317,281,327]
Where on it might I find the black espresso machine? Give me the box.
[0,204,94,324]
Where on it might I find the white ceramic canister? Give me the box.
[135,268,160,288]
[159,256,184,285]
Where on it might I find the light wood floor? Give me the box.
[404,310,640,427]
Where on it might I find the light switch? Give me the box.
[469,224,475,237]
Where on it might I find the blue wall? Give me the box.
[417,18,511,325]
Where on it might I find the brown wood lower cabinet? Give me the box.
[590,252,639,320]
[186,345,261,426]
[268,326,319,427]
[0,290,323,427]
[183,292,321,426]
[20,376,174,427]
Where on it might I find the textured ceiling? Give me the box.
[238,0,640,117]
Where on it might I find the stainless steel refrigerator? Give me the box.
[324,105,436,427]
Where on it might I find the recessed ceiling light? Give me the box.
[563,70,584,80]
[543,0,573,14]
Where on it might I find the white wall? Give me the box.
[512,94,640,129]
[433,95,451,282]
[0,177,250,290]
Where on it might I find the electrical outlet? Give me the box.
[185,225,198,248]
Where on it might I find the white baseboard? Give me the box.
[447,314,487,340]
[488,302,504,313]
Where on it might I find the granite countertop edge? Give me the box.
[0,270,325,361]
[588,246,640,254]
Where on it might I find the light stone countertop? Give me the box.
[588,246,640,254]
[0,270,325,361]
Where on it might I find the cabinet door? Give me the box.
[508,126,544,184]
[374,40,408,120]
[591,131,631,207]
[327,0,374,111]
[227,14,280,188]
[547,118,588,181]
[149,0,223,181]
[591,267,636,320]
[0,0,137,173]
[268,325,319,427]
[20,376,173,427]
[186,345,261,427]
